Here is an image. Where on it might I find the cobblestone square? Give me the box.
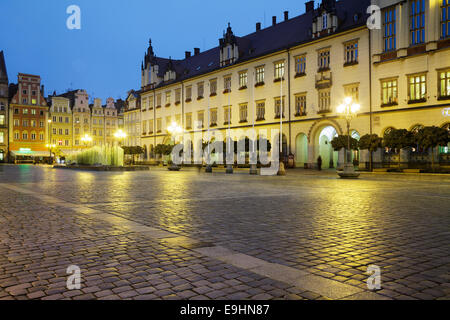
[0,165,449,300]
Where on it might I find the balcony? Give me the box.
[315,71,332,89]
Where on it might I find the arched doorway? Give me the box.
[318,126,338,169]
[351,130,361,163]
[295,133,308,167]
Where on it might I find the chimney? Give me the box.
[185,51,191,58]
[194,48,200,55]
[256,22,261,31]
[305,1,314,12]
[41,85,44,97]
[284,11,289,21]
[272,16,277,26]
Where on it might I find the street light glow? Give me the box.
[114,129,127,139]
[167,122,182,135]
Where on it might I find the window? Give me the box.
[149,96,154,109]
[210,108,218,126]
[439,70,450,99]
[295,94,307,116]
[383,7,396,52]
[344,84,359,103]
[65,140,69,146]
[239,72,248,89]
[65,129,69,135]
[344,41,358,64]
[58,116,63,123]
[75,128,80,134]
[197,83,204,99]
[274,61,285,80]
[318,89,331,113]
[22,132,28,140]
[381,79,398,106]
[410,0,425,45]
[23,99,27,104]
[31,132,36,140]
[239,104,248,122]
[318,49,330,70]
[40,121,44,128]
[197,111,204,128]
[156,94,162,107]
[186,113,192,129]
[0,132,4,144]
[14,109,19,114]
[75,140,79,146]
[0,102,4,111]
[223,106,231,125]
[175,89,181,104]
[408,74,427,102]
[23,120,29,127]
[255,66,265,85]
[39,133,44,141]
[23,108,28,114]
[442,0,450,38]
[0,115,4,125]
[31,120,36,127]
[256,101,265,120]
[32,99,36,105]
[14,132,19,140]
[53,128,56,134]
[58,129,63,135]
[322,14,328,29]
[165,91,171,105]
[274,97,285,118]
[142,121,147,134]
[224,76,232,92]
[14,119,19,126]
[295,55,306,75]
[31,109,36,115]
[210,79,217,96]
[149,119,154,134]
[65,117,69,123]
[142,98,147,110]
[186,87,192,101]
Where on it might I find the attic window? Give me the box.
[208,62,214,67]
[354,14,359,22]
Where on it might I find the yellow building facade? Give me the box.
[138,0,450,168]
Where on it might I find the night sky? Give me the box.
[0,0,309,102]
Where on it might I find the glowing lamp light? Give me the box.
[337,104,345,114]
[114,129,127,139]
[351,103,361,113]
[167,122,182,135]
[344,96,353,105]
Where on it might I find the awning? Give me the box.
[10,150,51,157]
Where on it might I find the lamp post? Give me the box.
[167,121,182,171]
[114,129,127,147]
[336,97,360,179]
[81,134,92,147]
[45,143,56,164]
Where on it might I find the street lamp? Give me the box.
[81,134,92,147]
[47,119,53,162]
[336,97,360,179]
[114,129,127,146]
[46,143,56,164]
[167,121,182,171]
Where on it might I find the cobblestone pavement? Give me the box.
[0,164,449,300]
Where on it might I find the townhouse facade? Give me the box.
[124,90,142,147]
[0,51,8,162]
[135,0,449,168]
[49,95,72,154]
[8,73,50,163]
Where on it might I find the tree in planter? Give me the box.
[154,144,173,163]
[358,134,383,171]
[121,146,144,164]
[331,135,359,167]
[383,129,414,169]
[414,126,450,171]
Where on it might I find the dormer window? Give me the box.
[322,14,328,29]
[219,23,239,67]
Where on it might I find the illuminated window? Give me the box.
[0,115,4,125]
[175,89,181,103]
[224,76,232,91]
[166,91,171,105]
[255,66,265,84]
[210,108,218,126]
[410,0,425,45]
[0,132,3,143]
[274,61,285,80]
[439,70,450,98]
[185,113,192,129]
[239,72,248,88]
[157,118,162,133]
[318,89,331,112]
[156,94,162,107]
[344,84,359,103]
[408,74,427,102]
[186,87,192,101]
[210,79,217,95]
[223,106,231,125]
[197,111,204,128]
[383,7,396,51]
[295,94,307,116]
[381,79,398,106]
[197,83,204,99]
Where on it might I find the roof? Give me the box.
[143,0,370,92]
[0,51,8,85]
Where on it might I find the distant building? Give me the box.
[8,73,50,163]
[49,94,72,155]
[124,90,141,147]
[0,51,8,162]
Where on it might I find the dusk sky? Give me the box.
[0,0,309,103]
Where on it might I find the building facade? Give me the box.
[0,51,8,162]
[8,73,50,163]
[136,0,449,168]
[104,97,119,146]
[124,90,142,147]
[49,95,72,155]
